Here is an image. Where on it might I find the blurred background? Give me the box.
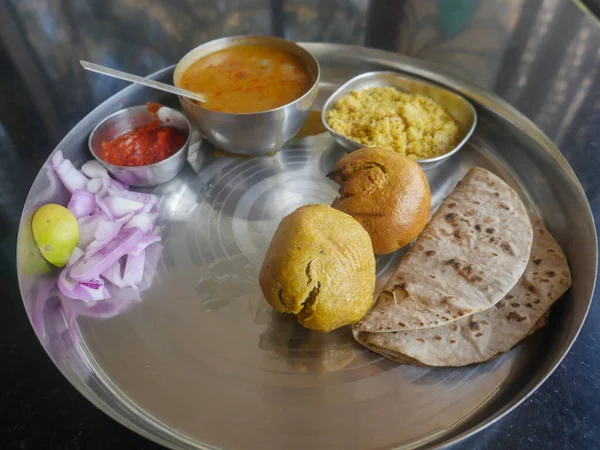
[1,0,598,139]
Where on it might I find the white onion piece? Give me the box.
[70,228,143,281]
[103,196,144,218]
[128,234,161,256]
[81,160,108,179]
[102,259,126,288]
[68,190,95,218]
[51,151,87,193]
[124,250,145,287]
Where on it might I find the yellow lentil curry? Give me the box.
[179,45,313,114]
[327,87,460,160]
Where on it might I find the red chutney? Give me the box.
[101,122,187,167]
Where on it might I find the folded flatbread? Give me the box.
[353,217,571,366]
[354,167,533,333]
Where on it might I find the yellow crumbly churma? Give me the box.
[327,87,460,160]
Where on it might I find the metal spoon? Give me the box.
[80,61,206,103]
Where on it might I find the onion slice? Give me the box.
[107,178,128,195]
[51,151,87,193]
[121,191,158,206]
[81,160,108,179]
[128,234,161,256]
[94,194,114,220]
[57,275,111,302]
[70,228,143,282]
[68,190,95,218]
[123,213,155,234]
[83,219,123,261]
[50,152,163,303]
[103,196,144,218]
[124,250,145,287]
[87,177,110,196]
[78,213,109,248]
[102,259,126,288]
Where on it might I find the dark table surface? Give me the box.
[1,0,599,449]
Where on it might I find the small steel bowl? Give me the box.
[321,71,477,170]
[88,105,191,187]
[173,35,320,156]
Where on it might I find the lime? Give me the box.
[32,204,79,267]
[17,213,53,275]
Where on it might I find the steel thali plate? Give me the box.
[17,43,597,449]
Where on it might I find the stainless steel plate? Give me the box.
[17,43,597,450]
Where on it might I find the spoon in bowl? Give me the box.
[80,61,206,103]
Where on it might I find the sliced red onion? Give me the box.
[70,227,143,282]
[78,222,97,249]
[114,191,158,214]
[58,247,85,292]
[87,178,101,194]
[124,250,145,287]
[102,259,126,288]
[115,211,135,225]
[51,152,165,304]
[128,234,161,256]
[121,191,158,206]
[95,194,114,220]
[68,190,95,218]
[83,219,123,261]
[103,196,144,218]
[142,202,155,214]
[58,275,111,302]
[87,177,109,196]
[81,160,108,179]
[51,151,87,193]
[67,246,84,267]
[81,278,104,290]
[107,178,128,196]
[59,267,76,292]
[94,220,122,242]
[141,242,163,288]
[123,213,154,234]
[148,212,159,227]
[78,213,109,248]
[59,248,109,301]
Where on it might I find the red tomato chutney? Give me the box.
[100,122,187,166]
